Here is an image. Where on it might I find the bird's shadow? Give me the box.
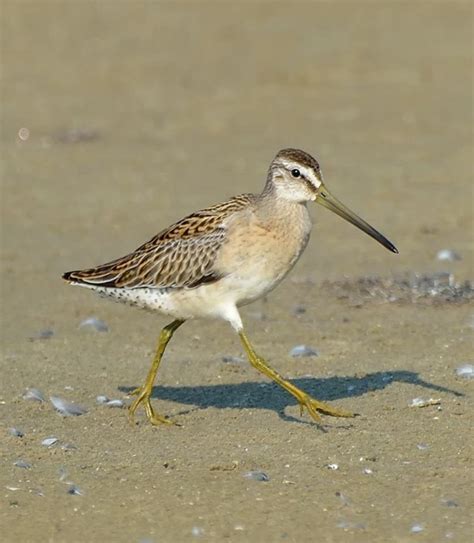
[119,370,463,425]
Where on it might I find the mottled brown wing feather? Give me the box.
[63,194,253,289]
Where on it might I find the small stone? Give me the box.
[441,498,459,508]
[455,364,473,380]
[362,468,373,474]
[67,485,83,496]
[293,305,307,315]
[96,395,109,404]
[9,428,24,438]
[14,460,31,469]
[289,345,319,358]
[243,470,269,482]
[79,317,109,332]
[29,329,54,340]
[417,443,430,451]
[222,355,245,364]
[326,463,339,470]
[436,249,461,262]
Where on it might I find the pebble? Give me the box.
[222,355,245,364]
[326,463,339,470]
[293,305,307,315]
[441,498,459,507]
[9,428,24,438]
[79,317,109,332]
[455,364,473,380]
[67,485,83,496]
[417,443,430,451]
[14,460,31,469]
[29,329,54,340]
[23,388,45,402]
[243,470,269,482]
[50,396,88,416]
[436,249,461,262]
[289,345,319,358]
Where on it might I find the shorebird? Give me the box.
[63,148,397,426]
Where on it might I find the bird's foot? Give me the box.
[298,393,355,422]
[128,387,176,426]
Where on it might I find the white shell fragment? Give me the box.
[96,395,125,408]
[41,437,58,447]
[243,470,270,482]
[289,345,319,357]
[409,397,441,408]
[50,396,88,416]
[79,317,109,332]
[410,523,424,533]
[455,364,473,380]
[436,249,461,262]
[23,388,45,402]
[326,463,339,470]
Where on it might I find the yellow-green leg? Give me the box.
[239,330,354,422]
[129,319,185,426]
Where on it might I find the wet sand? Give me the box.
[1,2,473,542]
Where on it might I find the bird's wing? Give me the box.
[63,194,253,289]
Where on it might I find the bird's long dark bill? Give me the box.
[316,185,398,253]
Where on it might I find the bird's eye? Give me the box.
[291,169,301,178]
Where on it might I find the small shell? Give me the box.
[41,437,58,447]
[409,397,441,408]
[289,345,319,358]
[79,317,108,332]
[9,428,24,438]
[436,249,461,262]
[50,396,87,416]
[455,364,473,380]
[23,388,45,402]
[96,395,125,408]
[243,470,269,482]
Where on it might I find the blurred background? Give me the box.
[2,1,471,294]
[1,3,472,542]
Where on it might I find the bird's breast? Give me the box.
[215,203,312,305]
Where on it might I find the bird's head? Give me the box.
[267,148,398,253]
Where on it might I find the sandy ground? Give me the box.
[1,2,473,542]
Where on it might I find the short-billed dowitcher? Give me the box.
[63,148,397,426]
